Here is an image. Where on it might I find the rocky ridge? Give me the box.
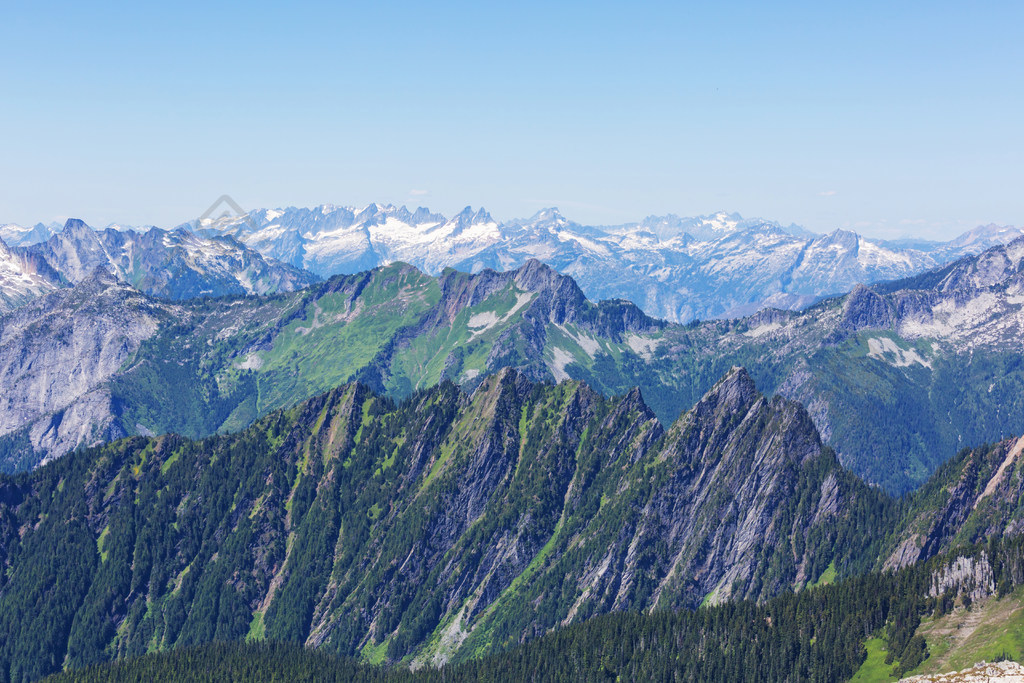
[0,218,318,315]
[0,367,888,676]
[886,435,1024,570]
[2,237,1024,494]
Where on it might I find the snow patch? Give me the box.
[235,352,264,371]
[556,324,601,358]
[867,337,932,368]
[467,291,535,340]
[467,311,498,330]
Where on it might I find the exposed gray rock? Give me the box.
[0,271,171,465]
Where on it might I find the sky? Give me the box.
[1,1,1021,239]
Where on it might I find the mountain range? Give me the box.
[1,207,1024,681]
[0,219,317,315]
[4,208,1021,323]
[187,203,1024,322]
[1,235,1022,493]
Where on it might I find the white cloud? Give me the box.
[817,190,837,197]
[409,189,429,196]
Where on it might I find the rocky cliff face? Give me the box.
[0,270,175,468]
[0,237,58,315]
[886,435,1024,569]
[0,368,889,677]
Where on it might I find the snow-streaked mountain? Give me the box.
[193,203,500,276]
[188,205,1024,322]
[0,219,319,314]
[0,221,62,247]
[0,237,59,314]
[0,220,151,246]
[32,218,321,298]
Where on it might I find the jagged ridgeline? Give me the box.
[0,369,893,681]
[3,238,1024,494]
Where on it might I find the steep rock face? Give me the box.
[0,271,173,468]
[591,368,880,610]
[0,368,890,679]
[422,259,661,339]
[886,435,1024,569]
[837,284,895,333]
[935,238,1024,293]
[0,237,58,315]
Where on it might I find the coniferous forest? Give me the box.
[43,537,1024,682]
[0,368,1020,682]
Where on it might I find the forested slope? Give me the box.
[1,368,891,681]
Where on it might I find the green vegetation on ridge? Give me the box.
[0,368,898,681]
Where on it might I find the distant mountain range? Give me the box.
[185,204,1024,322]
[4,207,1021,322]
[0,219,317,314]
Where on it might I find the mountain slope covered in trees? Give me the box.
[34,517,1024,682]
[0,369,895,680]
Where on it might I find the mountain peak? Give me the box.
[511,258,573,292]
[821,228,860,247]
[619,385,653,417]
[673,366,762,440]
[529,207,566,223]
[707,366,759,410]
[408,206,445,225]
[79,265,122,290]
[711,210,743,222]
[838,284,893,333]
[448,206,494,232]
[61,218,93,238]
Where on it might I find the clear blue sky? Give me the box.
[1,1,1021,239]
